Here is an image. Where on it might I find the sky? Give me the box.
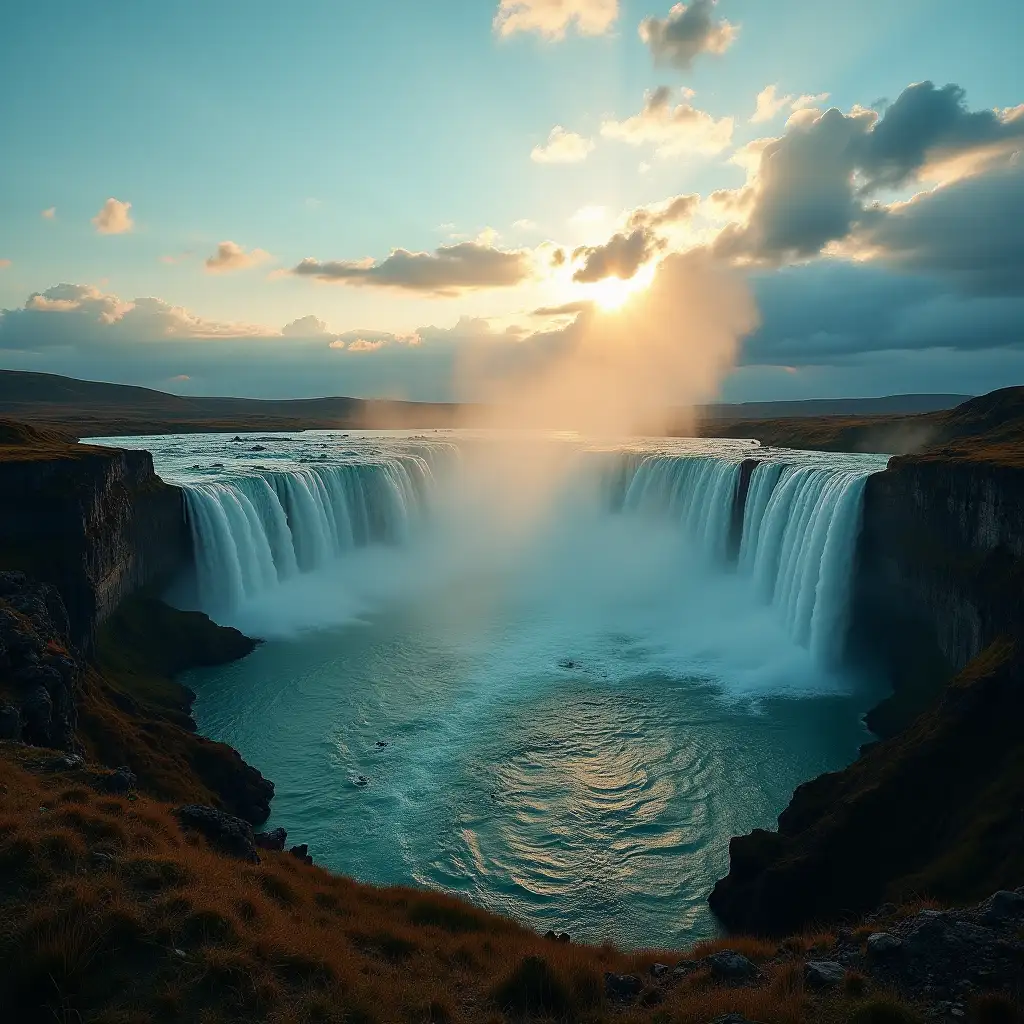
[0,0,1022,404]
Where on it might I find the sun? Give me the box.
[584,264,657,311]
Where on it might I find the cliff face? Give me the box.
[711,452,1024,934]
[854,456,1024,735]
[0,442,189,651]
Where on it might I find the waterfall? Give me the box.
[182,451,444,612]
[180,436,877,670]
[611,452,876,667]
[614,455,742,562]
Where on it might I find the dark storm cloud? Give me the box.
[743,261,1024,368]
[859,163,1024,294]
[291,242,533,296]
[716,82,1024,265]
[639,0,738,70]
[859,82,1024,192]
[572,228,662,282]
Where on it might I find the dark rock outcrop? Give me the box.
[0,571,84,750]
[853,455,1024,737]
[710,640,1024,934]
[176,804,260,862]
[255,827,288,851]
[0,440,189,652]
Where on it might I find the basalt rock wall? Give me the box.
[0,444,189,652]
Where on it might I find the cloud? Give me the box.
[531,126,595,164]
[626,192,700,230]
[601,86,734,158]
[743,260,1024,369]
[857,81,1024,192]
[0,283,264,349]
[639,0,738,71]
[0,260,10,270]
[291,242,533,296]
[513,218,539,231]
[751,85,791,124]
[281,315,332,338]
[531,300,594,316]
[714,81,1024,264]
[572,227,663,282]
[41,207,56,220]
[857,162,1024,295]
[92,198,134,235]
[493,0,618,39]
[345,339,386,353]
[751,86,832,124]
[204,241,271,274]
[330,329,422,351]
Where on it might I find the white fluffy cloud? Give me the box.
[639,0,738,70]
[282,315,332,338]
[92,198,134,235]
[601,87,734,158]
[204,241,271,274]
[291,242,534,296]
[751,86,832,124]
[1,284,263,346]
[494,0,618,39]
[531,126,595,164]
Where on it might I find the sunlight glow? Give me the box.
[583,264,657,311]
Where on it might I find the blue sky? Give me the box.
[1,0,1023,403]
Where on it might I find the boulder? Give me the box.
[706,950,758,983]
[289,843,313,865]
[254,827,288,851]
[176,804,259,862]
[867,932,903,958]
[982,890,1024,924]
[604,973,643,999]
[103,766,137,794]
[804,961,846,989]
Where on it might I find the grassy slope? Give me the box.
[2,738,928,1024]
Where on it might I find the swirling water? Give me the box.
[92,430,890,947]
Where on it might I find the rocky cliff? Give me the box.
[855,455,1024,735]
[0,422,189,651]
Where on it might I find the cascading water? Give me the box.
[609,451,877,667]
[182,449,448,614]
[181,438,878,666]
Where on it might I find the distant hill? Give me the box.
[0,370,468,436]
[701,394,971,420]
[0,368,975,437]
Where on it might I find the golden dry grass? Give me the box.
[0,743,951,1024]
